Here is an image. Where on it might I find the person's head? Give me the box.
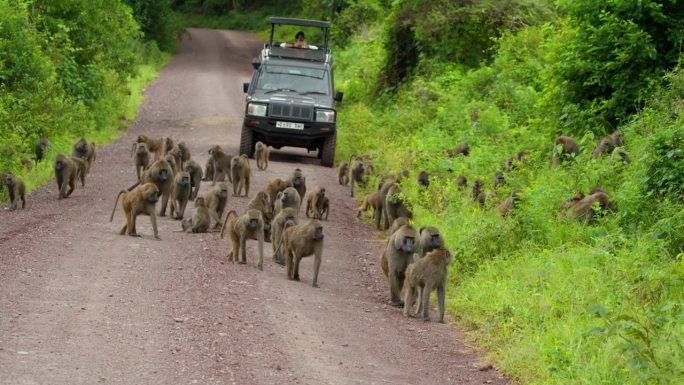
[295,31,305,42]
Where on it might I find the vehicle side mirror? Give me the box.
[251,58,261,70]
[334,91,344,102]
[243,82,249,93]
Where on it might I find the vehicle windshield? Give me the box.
[256,64,330,95]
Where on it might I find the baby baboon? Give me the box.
[35,138,51,164]
[254,141,270,170]
[137,134,163,161]
[181,196,211,233]
[230,154,251,196]
[446,143,470,157]
[304,186,327,220]
[220,209,265,270]
[381,224,419,306]
[54,154,79,199]
[183,159,203,200]
[69,156,87,187]
[278,219,324,287]
[570,191,616,222]
[418,226,443,257]
[403,247,452,323]
[289,168,306,202]
[357,190,381,219]
[165,153,179,175]
[274,186,301,216]
[491,171,505,188]
[506,151,529,171]
[247,190,274,241]
[337,161,350,185]
[417,170,430,187]
[349,157,368,198]
[176,142,191,170]
[385,184,412,226]
[72,138,96,173]
[202,157,225,182]
[264,178,292,205]
[496,188,523,216]
[592,131,624,158]
[208,145,234,185]
[132,142,150,180]
[611,148,632,165]
[205,182,230,228]
[271,207,298,264]
[456,175,467,190]
[551,135,580,166]
[109,182,160,239]
[169,171,192,220]
[139,158,174,217]
[0,173,26,209]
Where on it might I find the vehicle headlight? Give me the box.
[315,109,335,122]
[247,103,267,117]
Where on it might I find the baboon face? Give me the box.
[185,165,195,174]
[219,186,228,198]
[136,135,145,143]
[181,176,190,186]
[195,197,206,207]
[136,143,148,155]
[248,218,259,229]
[401,236,416,253]
[143,184,160,203]
[231,157,240,168]
[428,234,441,249]
[54,160,65,171]
[280,191,289,203]
[208,145,220,155]
[157,168,169,181]
[312,225,324,240]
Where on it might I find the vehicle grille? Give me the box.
[269,103,313,120]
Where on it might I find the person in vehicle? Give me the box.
[281,31,318,50]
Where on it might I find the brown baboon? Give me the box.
[208,145,234,185]
[319,196,329,221]
[35,138,51,164]
[561,191,586,210]
[569,191,616,222]
[254,141,270,170]
[471,179,484,202]
[289,168,306,202]
[183,159,203,200]
[417,170,430,187]
[446,143,470,157]
[496,188,523,216]
[456,175,467,190]
[132,142,150,180]
[506,151,529,171]
[492,171,505,188]
[139,158,174,217]
[278,219,324,287]
[162,136,175,155]
[230,154,251,197]
[109,182,160,239]
[611,148,632,164]
[271,207,298,264]
[418,226,444,257]
[274,186,301,216]
[381,224,419,306]
[204,183,230,228]
[349,157,368,198]
[167,148,182,172]
[551,135,580,166]
[385,184,412,226]
[264,178,292,205]
[202,157,226,182]
[304,186,326,219]
[72,138,96,173]
[592,131,624,158]
[69,156,87,187]
[375,179,396,230]
[0,173,26,209]
[164,153,178,175]
[181,196,211,233]
[247,190,274,241]
[220,209,265,270]
[54,154,79,199]
[137,134,163,161]
[357,190,381,219]
[176,142,191,170]
[169,171,192,220]
[337,161,349,185]
[403,247,452,323]
[388,217,410,236]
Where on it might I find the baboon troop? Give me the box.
[0,173,26,209]
[220,209,265,270]
[403,247,452,323]
[110,182,160,239]
[278,219,324,287]
[254,141,270,170]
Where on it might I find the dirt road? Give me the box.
[0,29,507,385]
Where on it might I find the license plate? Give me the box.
[276,121,304,130]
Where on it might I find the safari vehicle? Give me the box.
[240,17,343,167]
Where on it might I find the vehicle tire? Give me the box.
[239,126,255,158]
[320,133,336,167]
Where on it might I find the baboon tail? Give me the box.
[109,190,127,222]
[219,210,238,239]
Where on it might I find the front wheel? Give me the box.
[239,126,254,158]
[320,133,336,167]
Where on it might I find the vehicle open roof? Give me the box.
[266,17,331,63]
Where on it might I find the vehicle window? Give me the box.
[256,65,330,95]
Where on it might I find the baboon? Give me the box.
[204,183,230,228]
[0,173,26,209]
[181,196,211,233]
[202,157,225,182]
[169,171,192,220]
[132,142,150,180]
[109,182,160,239]
[319,196,330,221]
[220,209,265,270]
[349,157,368,198]
[208,145,234,185]
[496,188,523,216]
[254,141,270,170]
[289,168,306,203]
[35,138,51,164]
[551,135,580,166]
[337,161,349,185]
[271,207,298,264]
[183,159,203,200]
[611,148,632,164]
[381,224,419,306]
[561,191,586,210]
[304,186,327,220]
[477,190,497,208]
[357,190,381,219]
[569,191,616,222]
[456,175,467,190]
[278,219,324,287]
[54,154,79,199]
[403,247,452,323]
[137,134,163,161]
[274,186,301,216]
[506,151,529,171]
[165,152,179,174]
[418,226,444,257]
[446,143,470,157]
[492,171,505,188]
[247,190,274,241]
[264,178,292,205]
[417,170,430,187]
[375,179,397,230]
[139,158,174,217]
[230,154,251,196]
[388,217,410,236]
[592,131,624,158]
[162,136,175,155]
[69,156,87,187]
[385,184,412,226]
[72,138,96,173]
[471,179,484,202]
[176,142,191,170]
